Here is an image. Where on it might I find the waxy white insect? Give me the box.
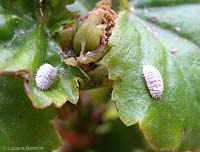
[35,63,57,90]
[143,65,163,99]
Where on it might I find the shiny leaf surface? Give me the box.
[108,0,200,149]
[0,76,60,152]
[0,0,89,108]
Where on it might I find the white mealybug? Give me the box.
[143,65,163,99]
[35,63,57,90]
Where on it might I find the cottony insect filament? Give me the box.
[143,65,163,99]
[35,63,57,90]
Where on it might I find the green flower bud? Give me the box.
[58,24,76,49]
[73,14,102,53]
[73,5,117,61]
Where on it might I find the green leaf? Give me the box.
[67,1,88,16]
[77,0,121,11]
[0,75,60,151]
[42,0,77,32]
[0,0,89,108]
[108,0,200,150]
[135,0,200,7]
